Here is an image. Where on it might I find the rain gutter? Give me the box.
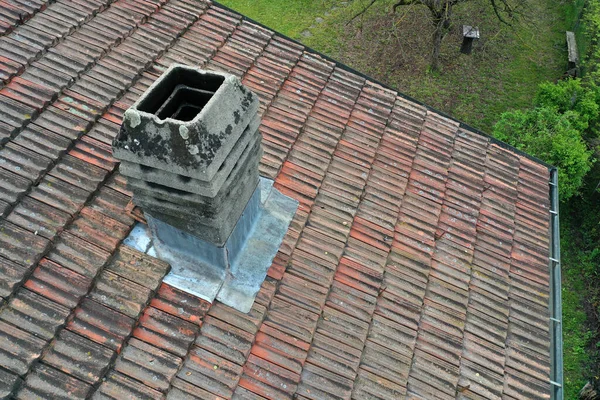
[549,167,564,400]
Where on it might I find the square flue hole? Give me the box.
[136,67,225,121]
[155,85,214,121]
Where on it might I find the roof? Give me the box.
[0,0,555,399]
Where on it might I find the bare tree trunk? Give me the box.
[431,19,444,71]
[430,11,451,71]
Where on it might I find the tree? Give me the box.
[493,106,594,201]
[535,78,600,134]
[350,0,521,71]
[394,0,521,70]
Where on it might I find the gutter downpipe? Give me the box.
[549,167,564,400]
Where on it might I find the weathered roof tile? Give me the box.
[0,319,46,376]
[89,270,152,318]
[46,231,111,278]
[0,288,70,340]
[13,124,71,160]
[0,220,50,270]
[43,329,116,384]
[15,363,92,400]
[114,337,182,392]
[150,283,211,325]
[0,256,28,299]
[7,196,71,240]
[177,346,242,398]
[133,306,198,357]
[67,299,130,353]
[92,371,164,400]
[196,315,253,365]
[23,257,90,308]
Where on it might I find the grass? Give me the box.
[560,160,600,398]
[218,0,594,395]
[220,0,581,132]
[215,0,331,39]
[560,212,598,399]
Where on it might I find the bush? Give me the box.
[535,79,600,133]
[493,106,594,201]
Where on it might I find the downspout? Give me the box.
[549,167,564,400]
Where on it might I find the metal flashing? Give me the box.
[123,177,298,313]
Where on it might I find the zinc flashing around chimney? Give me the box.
[115,65,298,312]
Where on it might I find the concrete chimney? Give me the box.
[113,65,297,312]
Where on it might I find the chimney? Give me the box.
[113,65,298,312]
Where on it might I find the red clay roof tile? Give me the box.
[24,257,91,308]
[67,297,135,352]
[43,329,116,384]
[0,288,70,340]
[0,319,46,376]
[15,363,92,400]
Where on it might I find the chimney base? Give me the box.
[123,177,298,313]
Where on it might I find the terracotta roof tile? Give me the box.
[0,367,21,399]
[297,361,353,400]
[0,142,52,184]
[0,220,50,270]
[0,1,556,397]
[177,346,243,398]
[93,371,164,400]
[67,298,135,352]
[0,288,70,340]
[238,353,299,399]
[308,331,361,380]
[7,196,70,240]
[250,324,309,375]
[150,283,211,325]
[13,124,70,160]
[15,363,92,400]
[45,231,110,278]
[33,106,90,141]
[196,315,253,365]
[113,337,182,392]
[66,207,131,252]
[89,270,152,318]
[43,329,116,384]
[0,319,46,376]
[133,306,199,357]
[23,257,91,308]
[0,256,28,299]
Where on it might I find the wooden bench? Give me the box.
[566,31,579,77]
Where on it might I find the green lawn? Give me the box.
[218,0,594,396]
[220,0,583,132]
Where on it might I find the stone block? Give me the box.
[118,121,261,197]
[136,175,260,245]
[127,147,260,217]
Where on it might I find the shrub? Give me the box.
[535,79,600,133]
[493,106,594,201]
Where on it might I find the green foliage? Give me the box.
[585,0,600,67]
[493,106,593,200]
[535,79,600,132]
[561,192,600,399]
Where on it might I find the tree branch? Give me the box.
[346,0,378,25]
[393,0,419,14]
[490,0,512,26]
